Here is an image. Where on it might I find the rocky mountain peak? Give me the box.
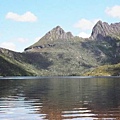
[96,20,103,25]
[55,25,63,31]
[24,26,74,51]
[42,26,74,40]
[90,20,110,40]
[90,20,120,40]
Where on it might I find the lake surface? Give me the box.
[0,77,120,120]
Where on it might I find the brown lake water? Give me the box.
[0,77,120,120]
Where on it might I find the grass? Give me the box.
[83,63,120,76]
[0,55,35,76]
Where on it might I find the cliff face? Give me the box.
[90,20,120,40]
[42,26,74,40]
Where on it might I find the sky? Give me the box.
[0,0,120,52]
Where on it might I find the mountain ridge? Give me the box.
[25,20,120,52]
[90,20,120,40]
[25,26,74,51]
[1,20,120,76]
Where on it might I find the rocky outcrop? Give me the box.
[42,26,74,40]
[90,20,120,40]
[25,26,74,51]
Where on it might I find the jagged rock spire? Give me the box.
[42,26,74,40]
[90,20,120,40]
[90,20,109,40]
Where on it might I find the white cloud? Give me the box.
[78,32,90,38]
[0,42,16,51]
[17,38,28,43]
[6,11,37,22]
[74,18,99,30]
[105,5,120,18]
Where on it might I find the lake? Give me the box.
[0,77,120,120]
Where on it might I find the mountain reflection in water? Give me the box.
[0,77,120,120]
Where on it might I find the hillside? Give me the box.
[24,26,104,75]
[0,48,37,76]
[83,63,120,76]
[1,21,120,76]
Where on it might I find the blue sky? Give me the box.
[0,0,120,52]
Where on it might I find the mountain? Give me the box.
[23,26,101,76]
[25,26,74,51]
[0,48,36,76]
[90,20,120,40]
[1,20,120,76]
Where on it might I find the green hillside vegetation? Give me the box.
[24,35,120,76]
[0,38,100,76]
[0,55,35,76]
[0,49,39,76]
[83,63,120,76]
[24,37,108,76]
